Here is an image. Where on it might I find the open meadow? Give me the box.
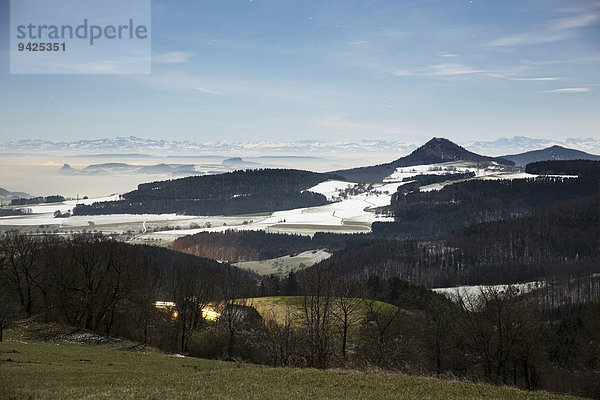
[0,327,583,400]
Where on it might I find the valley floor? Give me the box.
[0,163,543,242]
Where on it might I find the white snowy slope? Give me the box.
[477,172,537,181]
[233,249,333,275]
[23,194,122,214]
[151,180,409,238]
[0,194,191,227]
[381,159,550,193]
[381,161,507,183]
[417,172,539,192]
[303,180,356,201]
[1,180,407,237]
[433,281,545,304]
[0,212,192,227]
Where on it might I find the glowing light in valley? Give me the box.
[154,300,221,321]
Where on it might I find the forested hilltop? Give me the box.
[312,195,600,288]
[526,159,600,176]
[335,137,514,182]
[74,169,339,216]
[169,161,600,266]
[170,230,369,262]
[375,160,600,240]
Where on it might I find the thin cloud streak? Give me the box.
[508,77,559,81]
[489,10,599,47]
[195,87,225,95]
[553,13,599,30]
[489,32,573,47]
[539,87,590,93]
[153,51,194,64]
[395,63,483,77]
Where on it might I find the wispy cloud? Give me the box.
[489,32,573,47]
[539,87,590,93]
[508,77,559,81]
[195,87,224,95]
[429,64,483,76]
[395,63,483,77]
[553,13,599,30]
[438,53,458,58]
[153,51,194,64]
[489,10,599,47]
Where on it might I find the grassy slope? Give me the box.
[249,296,399,325]
[234,250,330,276]
[0,328,582,400]
[248,296,396,323]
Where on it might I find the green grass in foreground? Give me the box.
[0,328,582,400]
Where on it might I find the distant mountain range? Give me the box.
[0,136,418,156]
[502,145,600,167]
[334,138,514,182]
[59,162,199,177]
[2,135,599,157]
[465,136,600,156]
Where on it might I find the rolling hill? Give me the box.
[502,145,600,167]
[334,137,514,182]
[0,187,31,204]
[312,194,600,288]
[73,169,340,216]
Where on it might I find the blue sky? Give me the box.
[0,0,598,144]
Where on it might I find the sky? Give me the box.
[0,0,599,144]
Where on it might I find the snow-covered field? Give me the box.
[433,281,544,302]
[477,172,537,181]
[234,249,332,275]
[0,212,193,228]
[2,169,573,240]
[18,194,121,215]
[0,195,193,229]
[303,180,356,201]
[383,162,482,182]
[147,180,407,238]
[0,179,407,240]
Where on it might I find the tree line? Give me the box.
[170,230,368,263]
[313,195,600,288]
[385,176,599,240]
[380,159,600,240]
[73,169,339,216]
[1,233,598,397]
[0,233,254,346]
[10,195,66,206]
[525,159,600,177]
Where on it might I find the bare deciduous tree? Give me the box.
[300,267,334,368]
[171,263,214,353]
[332,279,364,360]
[261,307,297,366]
[0,233,41,318]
